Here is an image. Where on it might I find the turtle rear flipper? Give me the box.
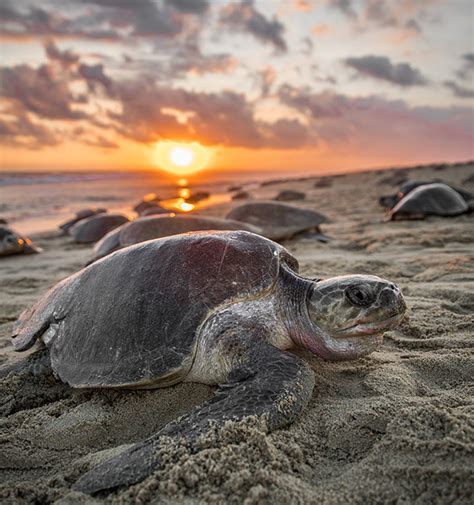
[73,340,315,495]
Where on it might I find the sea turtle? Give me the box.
[90,215,261,262]
[379,180,473,209]
[232,190,251,200]
[69,213,130,244]
[59,208,107,234]
[389,183,471,220]
[186,191,210,204]
[141,205,170,216]
[0,225,42,256]
[226,201,329,241]
[7,230,406,494]
[314,177,333,188]
[133,194,162,215]
[274,190,306,202]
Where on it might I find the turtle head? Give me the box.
[0,227,40,256]
[299,275,406,360]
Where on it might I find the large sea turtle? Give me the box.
[389,183,471,220]
[69,213,130,243]
[226,201,329,241]
[90,215,261,262]
[7,230,406,494]
[0,225,42,256]
[379,180,473,209]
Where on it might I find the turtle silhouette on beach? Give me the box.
[0,226,42,256]
[5,230,406,494]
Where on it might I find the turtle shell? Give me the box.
[12,231,290,388]
[91,215,261,262]
[226,201,328,241]
[59,208,107,233]
[69,214,130,243]
[390,183,469,219]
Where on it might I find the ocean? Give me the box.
[0,170,273,235]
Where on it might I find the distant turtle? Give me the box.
[134,194,162,215]
[226,201,329,241]
[389,183,471,220]
[232,190,250,200]
[186,191,210,204]
[0,226,42,257]
[274,190,306,202]
[379,180,473,209]
[59,208,107,234]
[141,205,170,217]
[69,214,130,243]
[314,177,333,188]
[6,230,406,494]
[91,215,261,262]
[228,184,242,192]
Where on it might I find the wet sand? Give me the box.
[1,163,473,504]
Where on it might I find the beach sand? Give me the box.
[1,163,473,504]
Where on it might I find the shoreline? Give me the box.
[7,160,474,238]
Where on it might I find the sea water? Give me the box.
[0,170,268,235]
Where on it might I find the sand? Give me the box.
[1,163,473,504]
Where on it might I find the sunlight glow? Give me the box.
[153,141,211,176]
[170,146,194,167]
[178,201,195,212]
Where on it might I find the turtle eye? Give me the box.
[345,286,373,307]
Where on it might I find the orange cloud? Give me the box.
[312,23,333,36]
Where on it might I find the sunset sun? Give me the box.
[169,146,194,167]
[153,141,211,176]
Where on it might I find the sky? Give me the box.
[0,0,473,176]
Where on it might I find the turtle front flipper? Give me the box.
[73,343,315,495]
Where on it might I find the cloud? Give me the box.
[326,0,357,19]
[107,78,308,149]
[344,55,428,86]
[444,80,474,99]
[0,2,121,41]
[0,114,59,149]
[278,85,346,118]
[326,0,435,40]
[220,0,287,52]
[0,0,209,42]
[456,53,474,81]
[0,64,86,120]
[44,39,79,68]
[312,23,333,36]
[170,36,237,76]
[78,63,113,92]
[257,66,277,97]
[164,0,209,14]
[277,84,474,160]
